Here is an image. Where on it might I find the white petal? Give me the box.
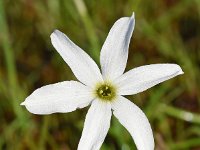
[100,13,135,81]
[51,30,103,87]
[112,96,154,150]
[78,100,111,150]
[115,64,184,95]
[21,81,93,114]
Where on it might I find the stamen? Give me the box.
[95,82,116,101]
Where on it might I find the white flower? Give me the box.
[21,13,183,150]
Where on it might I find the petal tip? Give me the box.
[20,101,25,106]
[179,70,184,75]
[50,29,60,38]
[130,12,135,27]
[176,65,184,75]
[170,64,184,75]
[131,12,135,18]
[53,29,59,33]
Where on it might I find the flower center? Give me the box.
[95,82,116,101]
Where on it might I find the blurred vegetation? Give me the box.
[0,0,200,149]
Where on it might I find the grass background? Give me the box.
[0,0,200,149]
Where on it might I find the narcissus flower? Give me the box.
[21,13,183,150]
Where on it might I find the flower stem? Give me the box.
[0,0,23,119]
[73,0,100,63]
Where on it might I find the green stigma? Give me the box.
[95,82,116,101]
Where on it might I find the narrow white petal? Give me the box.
[78,100,112,150]
[51,30,103,87]
[100,13,135,80]
[115,64,184,95]
[112,96,154,150]
[21,81,93,114]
